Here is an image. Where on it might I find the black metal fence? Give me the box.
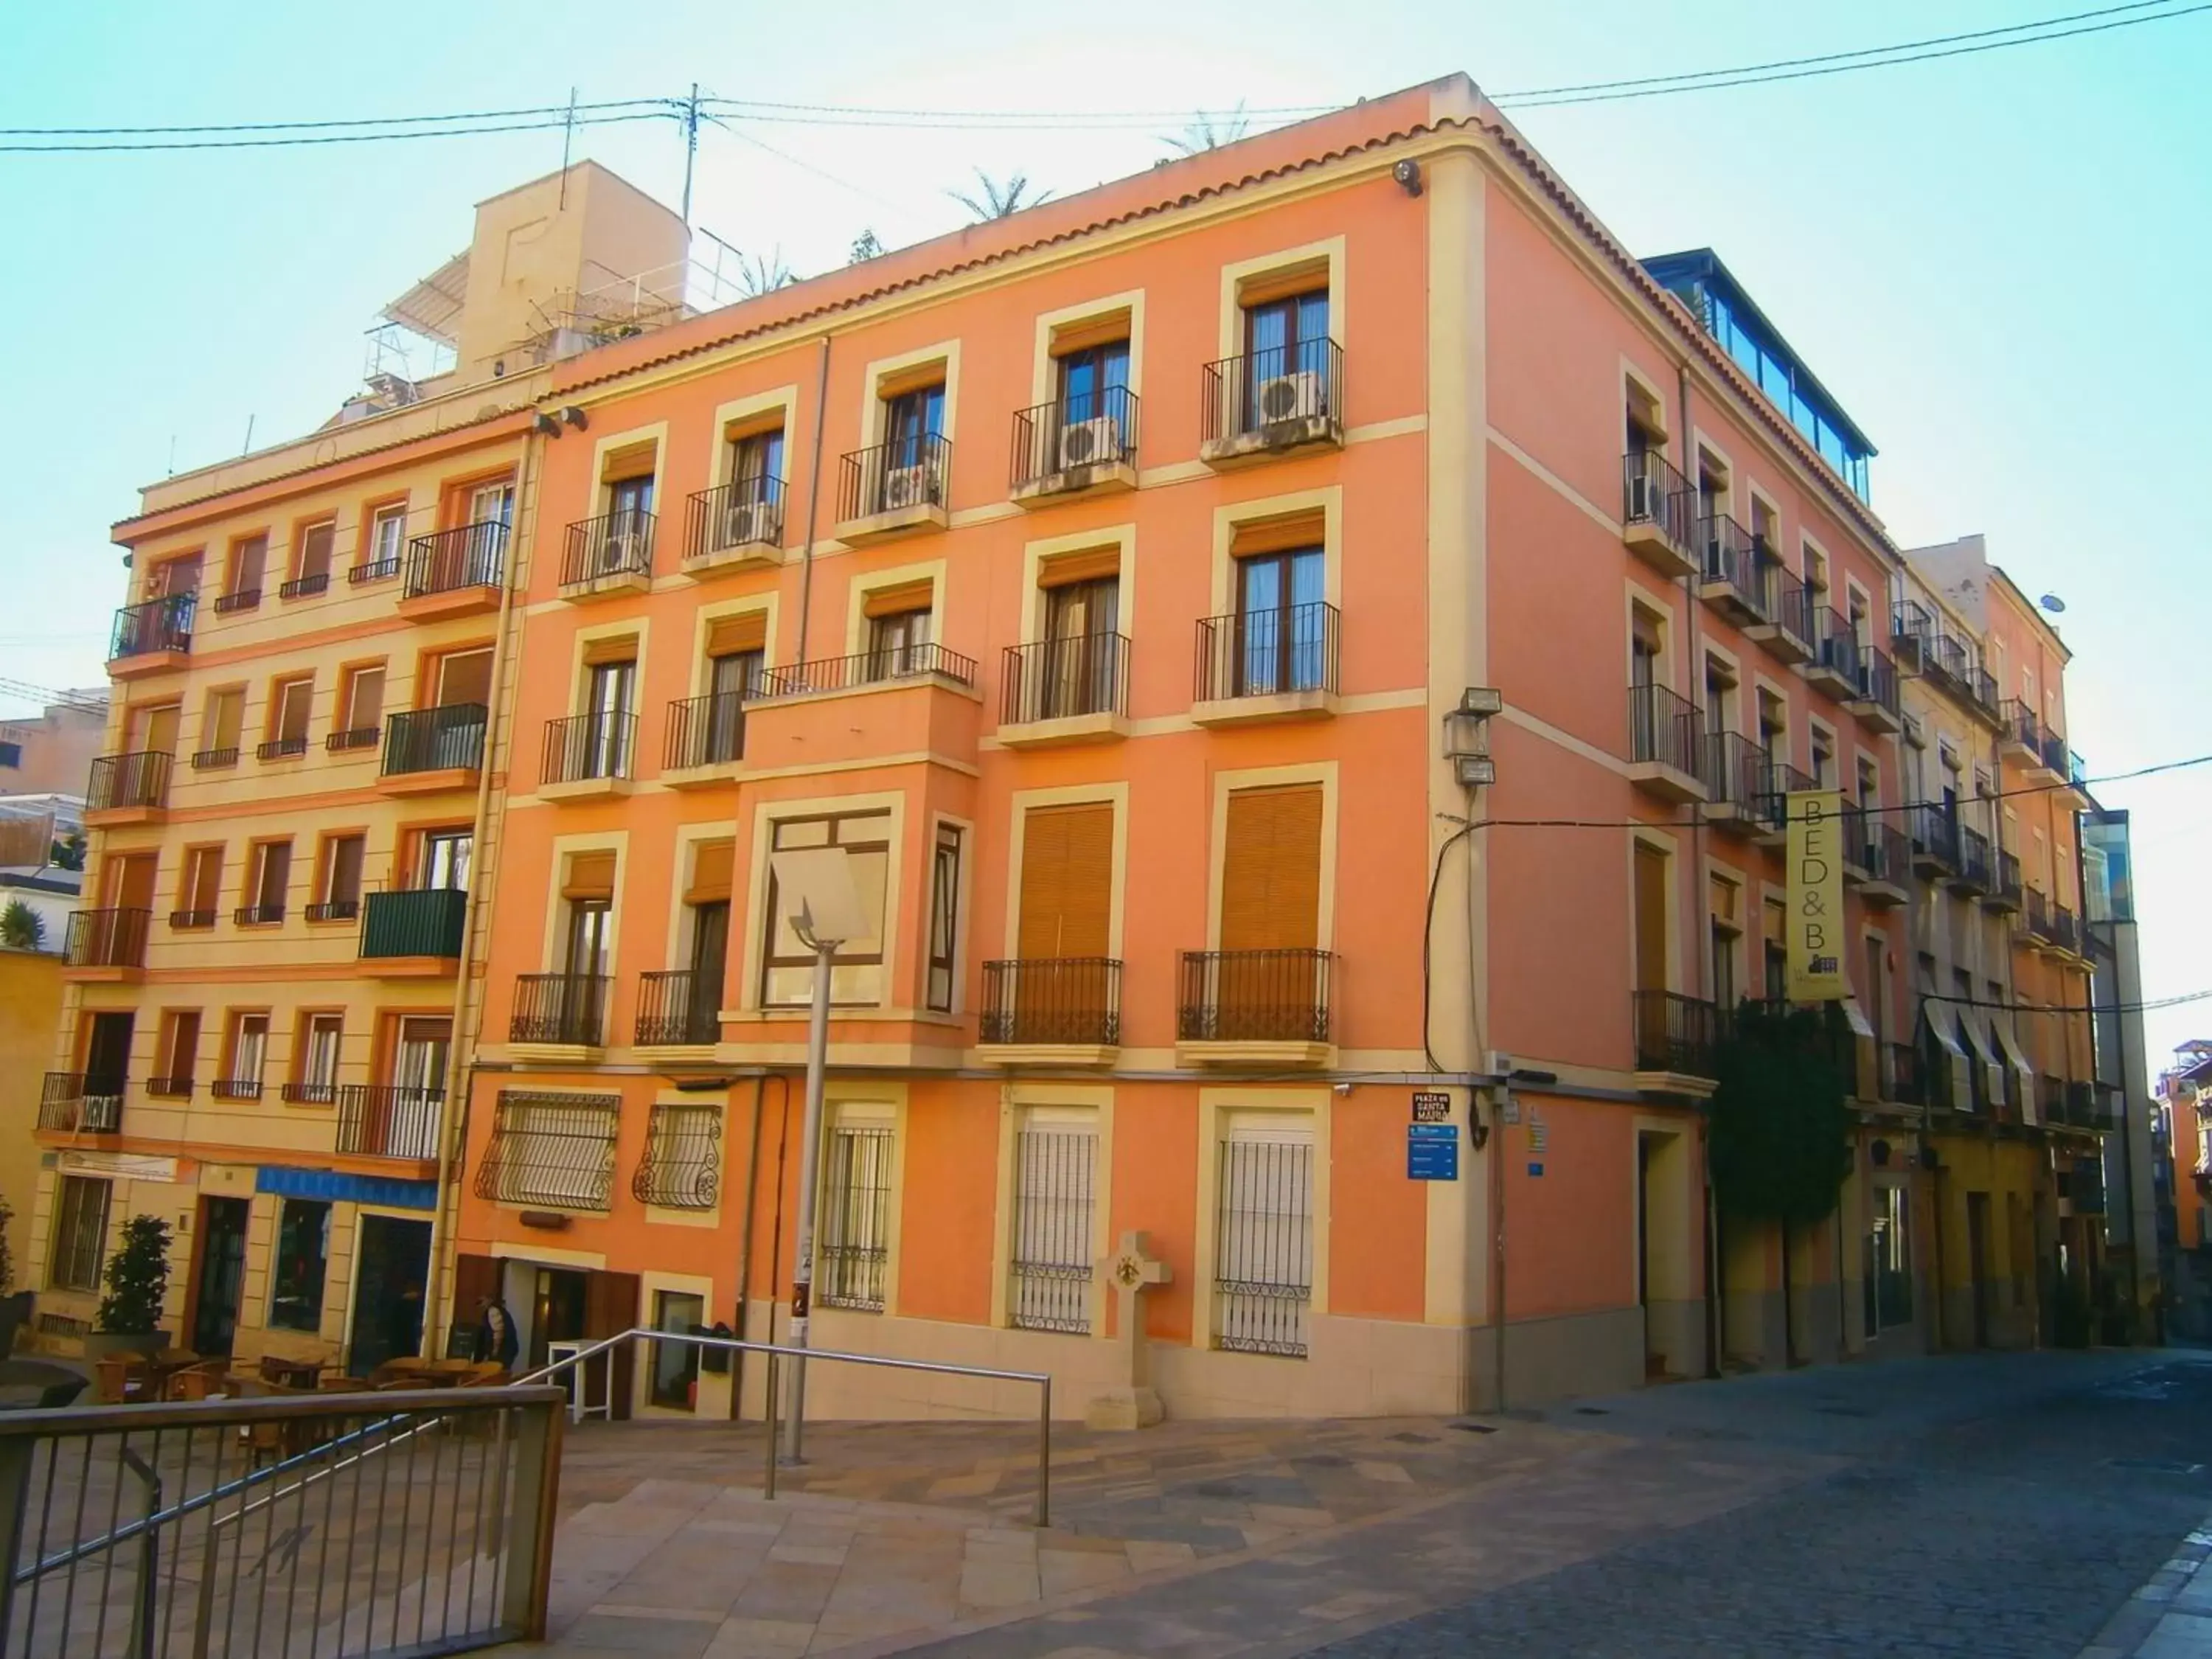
[1700,512,1764,611]
[663,692,745,771]
[685,476,785,560]
[754,643,978,699]
[559,509,655,588]
[1201,339,1343,447]
[508,974,610,1048]
[381,705,488,777]
[1757,759,1815,837]
[634,970,721,1047]
[837,434,950,521]
[1910,802,1960,869]
[632,1103,723,1209]
[1702,729,1767,812]
[1762,560,1814,643]
[38,1073,123,1134]
[1851,641,1902,720]
[540,710,635,785]
[1958,825,1994,890]
[1010,386,1139,489]
[1193,603,1338,702]
[335,1085,444,1161]
[361,888,467,960]
[1631,990,1719,1077]
[86,752,170,815]
[1627,683,1701,776]
[65,910,150,971]
[108,593,194,661]
[1214,1135,1313,1358]
[1000,634,1130,726]
[1009,1126,1097,1335]
[404,522,507,599]
[979,959,1123,1046]
[1178,949,1333,1043]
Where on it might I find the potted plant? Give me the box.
[85,1214,174,1361]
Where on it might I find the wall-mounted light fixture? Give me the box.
[1444,687,1502,789]
[560,406,589,431]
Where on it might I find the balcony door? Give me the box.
[1214,785,1323,1036]
[1235,549,1324,695]
[1057,342,1129,430]
[883,385,944,471]
[393,1016,451,1094]
[585,659,635,777]
[133,702,181,757]
[1019,804,1112,963]
[1040,577,1119,718]
[1244,289,1329,420]
[566,900,611,981]
[106,850,158,912]
[82,1011,133,1093]
[467,481,514,534]
[419,830,471,893]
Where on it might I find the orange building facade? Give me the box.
[450,77,1955,1420]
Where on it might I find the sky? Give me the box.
[1,1,2205,1065]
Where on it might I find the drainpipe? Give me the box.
[424,409,540,1359]
[726,1074,773,1420]
[793,336,835,664]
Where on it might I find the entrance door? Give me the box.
[191,1197,251,1354]
[1966,1192,1993,1349]
[347,1214,432,1375]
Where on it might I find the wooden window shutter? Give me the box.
[582,634,640,667]
[563,851,617,901]
[862,580,934,619]
[686,841,734,905]
[1633,845,1669,994]
[705,611,768,658]
[1238,262,1328,309]
[1219,785,1323,953]
[1051,310,1132,356]
[600,442,658,483]
[437,650,494,708]
[1230,511,1326,559]
[1037,548,1122,588]
[1017,803,1113,959]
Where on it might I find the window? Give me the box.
[473,1091,621,1211]
[1758,690,1788,759]
[49,1175,111,1292]
[219,1012,269,1097]
[337,666,385,740]
[435,647,494,710]
[1630,608,1663,689]
[241,840,291,922]
[289,521,335,591]
[152,1010,201,1094]
[926,824,962,1014]
[175,846,223,927]
[650,1290,708,1408]
[818,1115,894,1310]
[728,427,784,500]
[1748,495,1777,554]
[1809,727,1834,789]
[198,686,244,765]
[761,812,890,1006]
[1802,542,1829,599]
[364,504,408,575]
[223,535,268,604]
[1703,656,1736,734]
[883,383,945,470]
[1624,379,1666,453]
[417,829,472,892]
[579,656,636,778]
[1709,877,1740,1011]
[1214,1118,1312,1357]
[635,1103,722,1209]
[866,600,933,678]
[1242,288,1329,427]
[1035,568,1121,719]
[1234,544,1326,695]
[296,1012,344,1098]
[0,741,18,771]
[466,480,515,530]
[268,1199,331,1332]
[313,835,364,919]
[1694,449,1729,525]
[1863,1185,1913,1333]
[564,896,611,978]
[1054,338,1130,464]
[1009,1109,1096,1333]
[264,676,313,757]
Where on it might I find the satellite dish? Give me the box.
[2039,594,2067,614]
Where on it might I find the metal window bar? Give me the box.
[1009,1127,1096,1334]
[1010,385,1140,489]
[508,975,611,1048]
[1193,602,1339,701]
[1177,950,1333,1043]
[276,571,330,600]
[1201,338,1343,445]
[108,593,194,661]
[1761,560,1815,644]
[380,705,488,777]
[347,552,401,586]
[1000,634,1130,726]
[752,644,978,699]
[630,1104,723,1209]
[471,1093,619,1211]
[1701,730,1767,810]
[817,1126,894,1311]
[837,434,951,521]
[1851,641,1902,719]
[540,710,636,785]
[1214,1136,1313,1358]
[335,1085,445,1161]
[86,753,171,815]
[325,726,381,754]
[209,587,260,616]
[664,692,747,770]
[403,521,507,599]
[684,476,786,560]
[979,959,1122,1047]
[0,1386,566,1659]
[255,737,308,762]
[49,1176,111,1290]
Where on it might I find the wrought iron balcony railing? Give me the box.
[1178,949,1333,1044]
[754,642,978,699]
[86,751,170,813]
[510,973,611,1047]
[335,1084,444,1161]
[1201,338,1343,447]
[635,969,723,1047]
[64,908,150,970]
[684,475,785,560]
[560,508,656,588]
[1628,683,1701,777]
[1001,633,1130,725]
[404,521,507,599]
[837,434,950,521]
[1194,603,1338,702]
[38,1073,123,1133]
[1632,990,1719,1078]
[109,592,194,661]
[380,703,488,776]
[981,958,1123,1047]
[1621,451,1693,549]
[1011,386,1139,489]
[664,691,746,770]
[542,709,636,785]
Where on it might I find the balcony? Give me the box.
[209,586,261,618]
[1743,563,1814,665]
[1753,758,1814,848]
[38,1073,122,1136]
[305,900,358,924]
[1175,949,1334,1067]
[1846,642,1903,733]
[234,902,285,927]
[757,643,978,702]
[1010,387,1139,504]
[145,1075,195,1100]
[510,973,611,1053]
[209,1077,263,1102]
[745,644,982,773]
[2023,887,2053,947]
[325,725,380,757]
[662,692,746,787]
[1199,339,1343,468]
[348,552,401,587]
[1859,822,1911,908]
[540,709,636,801]
[559,508,655,600]
[1890,601,1932,675]
[979,959,1122,1062]
[63,908,150,980]
[1191,604,1338,726]
[1988,849,2024,914]
[378,704,487,796]
[108,592,194,676]
[636,969,723,1048]
[360,887,467,975]
[683,476,785,574]
[192,746,239,771]
[2000,700,2045,769]
[835,435,950,543]
[1626,684,1708,803]
[2047,902,2084,961]
[170,908,216,931]
[256,736,308,762]
[1697,513,1768,627]
[2064,749,2095,810]
[281,1081,337,1105]
[336,1085,444,1163]
[1955,825,1993,895]
[1000,633,1130,745]
[1971,668,2001,721]
[2039,731,2069,781]
[1632,991,1719,1090]
[1804,607,1859,698]
[84,751,171,826]
[277,571,330,601]
[400,521,507,620]
[1909,803,1958,877]
[1619,451,1696,578]
[1700,730,1768,835]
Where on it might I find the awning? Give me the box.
[379,250,470,347]
[1921,999,1972,1107]
[1955,1006,2010,1111]
[1840,996,1877,1099]
[1839,997,1876,1040]
[1993,1018,2038,1123]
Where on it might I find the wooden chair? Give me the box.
[164,1360,231,1402]
[92,1354,151,1405]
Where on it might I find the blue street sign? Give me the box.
[1408,1123,1458,1180]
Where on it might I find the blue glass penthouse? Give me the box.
[1641,248,1875,502]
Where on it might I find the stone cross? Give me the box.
[1085,1230,1170,1430]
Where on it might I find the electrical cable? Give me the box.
[0,95,672,138]
[0,109,670,155]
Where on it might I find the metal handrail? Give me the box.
[515,1327,1056,1526]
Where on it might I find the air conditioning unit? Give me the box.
[1057,417,1118,470]
[880,463,930,511]
[596,530,641,574]
[1256,371,1323,425]
[720,501,773,548]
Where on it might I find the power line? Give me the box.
[0,109,669,155]
[0,95,670,138]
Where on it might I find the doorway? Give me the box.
[1966,1192,1993,1349]
[528,1267,589,1374]
[347,1214,432,1374]
[190,1197,251,1354]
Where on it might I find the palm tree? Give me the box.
[849,228,884,265]
[737,249,798,297]
[1164,104,1250,156]
[950,170,1051,223]
[0,900,44,952]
